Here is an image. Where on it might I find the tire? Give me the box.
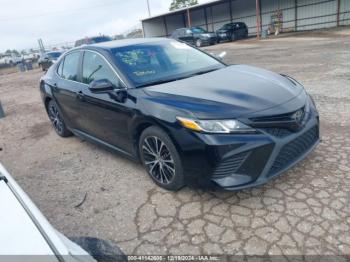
[195,38,202,48]
[69,237,126,262]
[139,126,184,191]
[47,100,72,137]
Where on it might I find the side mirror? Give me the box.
[209,51,227,61]
[217,51,227,60]
[89,79,114,93]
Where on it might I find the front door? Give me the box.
[76,50,134,154]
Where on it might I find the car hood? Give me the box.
[143,65,305,119]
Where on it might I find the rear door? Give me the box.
[237,23,246,38]
[53,51,86,129]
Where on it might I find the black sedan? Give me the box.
[216,22,248,42]
[171,27,217,47]
[40,38,320,191]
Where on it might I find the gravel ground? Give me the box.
[0,28,349,256]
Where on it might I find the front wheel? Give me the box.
[47,100,72,137]
[195,39,202,47]
[139,126,184,191]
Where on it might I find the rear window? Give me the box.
[191,27,207,34]
[60,52,80,81]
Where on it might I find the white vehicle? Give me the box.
[0,163,96,261]
[0,54,21,65]
[22,53,38,62]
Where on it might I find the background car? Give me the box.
[38,51,63,71]
[216,22,248,42]
[74,36,112,47]
[40,38,319,191]
[171,27,217,47]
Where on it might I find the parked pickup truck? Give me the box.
[0,55,21,66]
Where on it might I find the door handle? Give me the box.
[77,91,85,101]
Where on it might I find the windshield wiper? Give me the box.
[187,68,220,77]
[137,78,184,88]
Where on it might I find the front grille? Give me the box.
[268,125,319,177]
[261,128,292,138]
[213,151,250,178]
[250,107,305,123]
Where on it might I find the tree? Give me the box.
[170,0,198,11]
[11,49,19,56]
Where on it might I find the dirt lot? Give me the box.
[0,28,350,256]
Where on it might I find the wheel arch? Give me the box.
[130,117,182,161]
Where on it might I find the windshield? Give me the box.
[47,52,62,59]
[111,40,224,87]
[222,24,233,30]
[191,27,207,34]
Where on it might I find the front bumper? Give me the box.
[217,33,230,41]
[169,98,320,190]
[202,37,218,45]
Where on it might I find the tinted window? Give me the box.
[82,51,121,87]
[112,40,224,87]
[185,29,192,35]
[57,60,64,76]
[191,27,207,33]
[222,24,233,29]
[61,52,80,81]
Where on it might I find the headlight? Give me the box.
[203,34,211,38]
[177,117,255,134]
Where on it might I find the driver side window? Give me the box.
[82,51,122,88]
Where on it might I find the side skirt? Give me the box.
[71,129,139,162]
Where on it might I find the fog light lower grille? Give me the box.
[213,151,250,178]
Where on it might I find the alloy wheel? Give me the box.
[48,103,64,135]
[142,136,175,185]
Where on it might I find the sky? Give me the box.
[0,0,210,53]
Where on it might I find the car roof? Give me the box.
[82,37,170,50]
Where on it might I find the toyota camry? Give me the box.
[40,38,320,191]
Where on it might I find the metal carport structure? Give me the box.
[141,0,350,38]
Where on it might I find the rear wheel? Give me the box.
[139,126,184,191]
[47,100,72,137]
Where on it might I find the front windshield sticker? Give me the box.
[170,41,191,50]
[133,70,156,77]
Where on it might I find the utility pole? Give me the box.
[0,100,5,119]
[146,0,151,17]
[187,8,192,27]
[256,0,261,39]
